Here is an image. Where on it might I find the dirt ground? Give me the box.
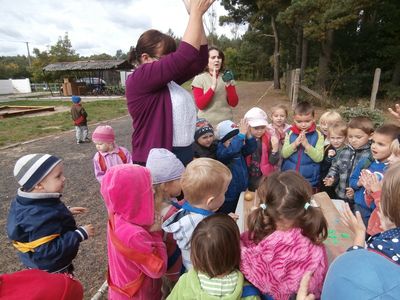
[0,81,290,299]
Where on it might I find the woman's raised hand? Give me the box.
[187,0,215,16]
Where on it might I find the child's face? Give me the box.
[37,163,65,193]
[347,128,370,149]
[329,132,346,149]
[371,132,393,161]
[319,121,329,136]
[271,109,287,127]
[197,133,214,148]
[387,153,400,165]
[164,179,182,198]
[96,142,113,153]
[250,125,267,139]
[293,113,314,132]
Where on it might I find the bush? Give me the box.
[338,104,384,128]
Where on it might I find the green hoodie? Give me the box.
[167,268,260,300]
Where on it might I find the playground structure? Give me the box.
[0,105,55,119]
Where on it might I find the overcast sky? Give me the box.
[0,0,245,57]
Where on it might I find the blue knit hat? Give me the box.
[14,154,62,191]
[71,96,81,103]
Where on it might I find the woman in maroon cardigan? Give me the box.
[125,0,214,166]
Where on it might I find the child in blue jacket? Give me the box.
[216,119,257,214]
[281,102,324,190]
[7,153,94,274]
[350,124,400,225]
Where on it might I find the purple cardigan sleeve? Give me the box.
[130,42,207,94]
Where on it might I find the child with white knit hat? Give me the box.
[7,153,94,274]
[146,148,185,297]
[92,125,132,183]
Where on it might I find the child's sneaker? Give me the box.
[77,140,82,144]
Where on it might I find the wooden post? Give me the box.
[292,68,301,108]
[288,69,294,102]
[370,68,381,110]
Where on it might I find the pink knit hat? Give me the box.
[92,125,115,143]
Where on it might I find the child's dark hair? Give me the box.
[348,116,374,135]
[294,101,314,117]
[374,123,400,141]
[128,29,176,65]
[190,214,240,278]
[247,171,328,245]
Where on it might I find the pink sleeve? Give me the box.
[127,230,167,278]
[93,152,104,183]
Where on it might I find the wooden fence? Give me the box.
[284,68,381,109]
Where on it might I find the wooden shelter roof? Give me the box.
[43,60,132,72]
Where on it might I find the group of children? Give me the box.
[4,97,400,299]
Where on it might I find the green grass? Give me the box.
[0,99,128,147]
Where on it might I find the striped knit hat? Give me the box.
[14,154,62,191]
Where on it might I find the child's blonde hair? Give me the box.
[328,121,348,137]
[181,158,231,204]
[380,162,400,227]
[247,171,327,245]
[270,104,288,117]
[319,111,342,125]
[390,137,400,157]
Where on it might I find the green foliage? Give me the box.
[381,83,400,101]
[0,55,30,79]
[338,104,384,127]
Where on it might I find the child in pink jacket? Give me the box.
[100,164,167,300]
[244,107,279,191]
[240,171,328,300]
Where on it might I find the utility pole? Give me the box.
[25,41,32,67]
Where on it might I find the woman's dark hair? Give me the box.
[206,46,225,72]
[127,29,176,65]
[190,213,240,278]
[247,171,328,245]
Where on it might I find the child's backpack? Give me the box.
[98,149,127,172]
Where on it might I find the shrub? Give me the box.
[338,104,384,128]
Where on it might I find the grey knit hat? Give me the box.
[14,154,62,191]
[146,148,185,184]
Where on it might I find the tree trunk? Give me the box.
[300,35,308,81]
[391,61,400,86]
[271,16,281,89]
[316,30,334,94]
[295,27,302,69]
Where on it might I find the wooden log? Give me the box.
[299,85,324,101]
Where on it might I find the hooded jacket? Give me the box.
[101,164,167,300]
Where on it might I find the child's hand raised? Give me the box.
[345,187,354,199]
[323,176,334,187]
[340,203,365,247]
[149,212,163,232]
[69,206,87,215]
[271,135,279,152]
[327,149,336,158]
[83,224,95,238]
[238,119,249,136]
[228,212,239,222]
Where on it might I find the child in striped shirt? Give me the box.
[167,214,259,300]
